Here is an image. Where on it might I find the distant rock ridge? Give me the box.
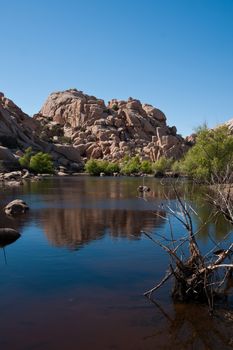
[34,88,191,162]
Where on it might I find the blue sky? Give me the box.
[1,0,233,136]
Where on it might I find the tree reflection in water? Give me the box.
[144,299,233,349]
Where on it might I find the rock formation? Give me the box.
[0,88,200,172]
[35,89,191,163]
[0,92,83,171]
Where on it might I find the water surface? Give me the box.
[0,177,232,350]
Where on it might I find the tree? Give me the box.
[180,126,233,182]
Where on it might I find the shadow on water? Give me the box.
[145,299,233,349]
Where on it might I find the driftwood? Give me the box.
[143,184,233,313]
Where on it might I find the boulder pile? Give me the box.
[35,89,190,162]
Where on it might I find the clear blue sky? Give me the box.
[1,0,233,136]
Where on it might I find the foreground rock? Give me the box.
[4,199,29,216]
[0,228,20,247]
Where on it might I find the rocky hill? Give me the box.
[0,88,203,173]
[34,88,190,163]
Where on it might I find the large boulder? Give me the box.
[0,146,20,171]
[52,144,81,163]
[0,146,17,162]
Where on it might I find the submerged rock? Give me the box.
[4,199,29,216]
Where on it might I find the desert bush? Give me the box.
[29,152,54,174]
[19,148,54,174]
[140,160,153,174]
[19,147,34,168]
[85,159,120,175]
[153,156,173,175]
[120,156,141,175]
[111,104,119,111]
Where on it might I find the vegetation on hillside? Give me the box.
[85,155,174,176]
[85,159,120,176]
[19,147,54,174]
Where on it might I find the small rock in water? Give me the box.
[4,199,29,216]
[137,185,150,192]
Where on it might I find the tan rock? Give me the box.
[142,104,166,122]
[91,147,102,159]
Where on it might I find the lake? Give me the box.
[0,176,233,350]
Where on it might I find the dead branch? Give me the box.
[144,270,173,298]
[143,184,233,312]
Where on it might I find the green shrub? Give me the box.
[171,160,182,174]
[120,156,141,175]
[85,159,120,175]
[29,152,54,174]
[111,104,119,111]
[85,159,100,175]
[19,147,33,168]
[140,160,153,174]
[153,156,173,175]
[19,148,54,174]
[180,126,233,181]
[105,162,120,175]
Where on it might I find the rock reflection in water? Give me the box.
[38,208,166,249]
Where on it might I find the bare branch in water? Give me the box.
[143,182,233,313]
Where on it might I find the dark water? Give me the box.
[0,177,233,350]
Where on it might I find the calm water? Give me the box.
[0,177,233,350]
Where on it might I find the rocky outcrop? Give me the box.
[35,89,190,162]
[0,92,39,150]
[0,92,82,170]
